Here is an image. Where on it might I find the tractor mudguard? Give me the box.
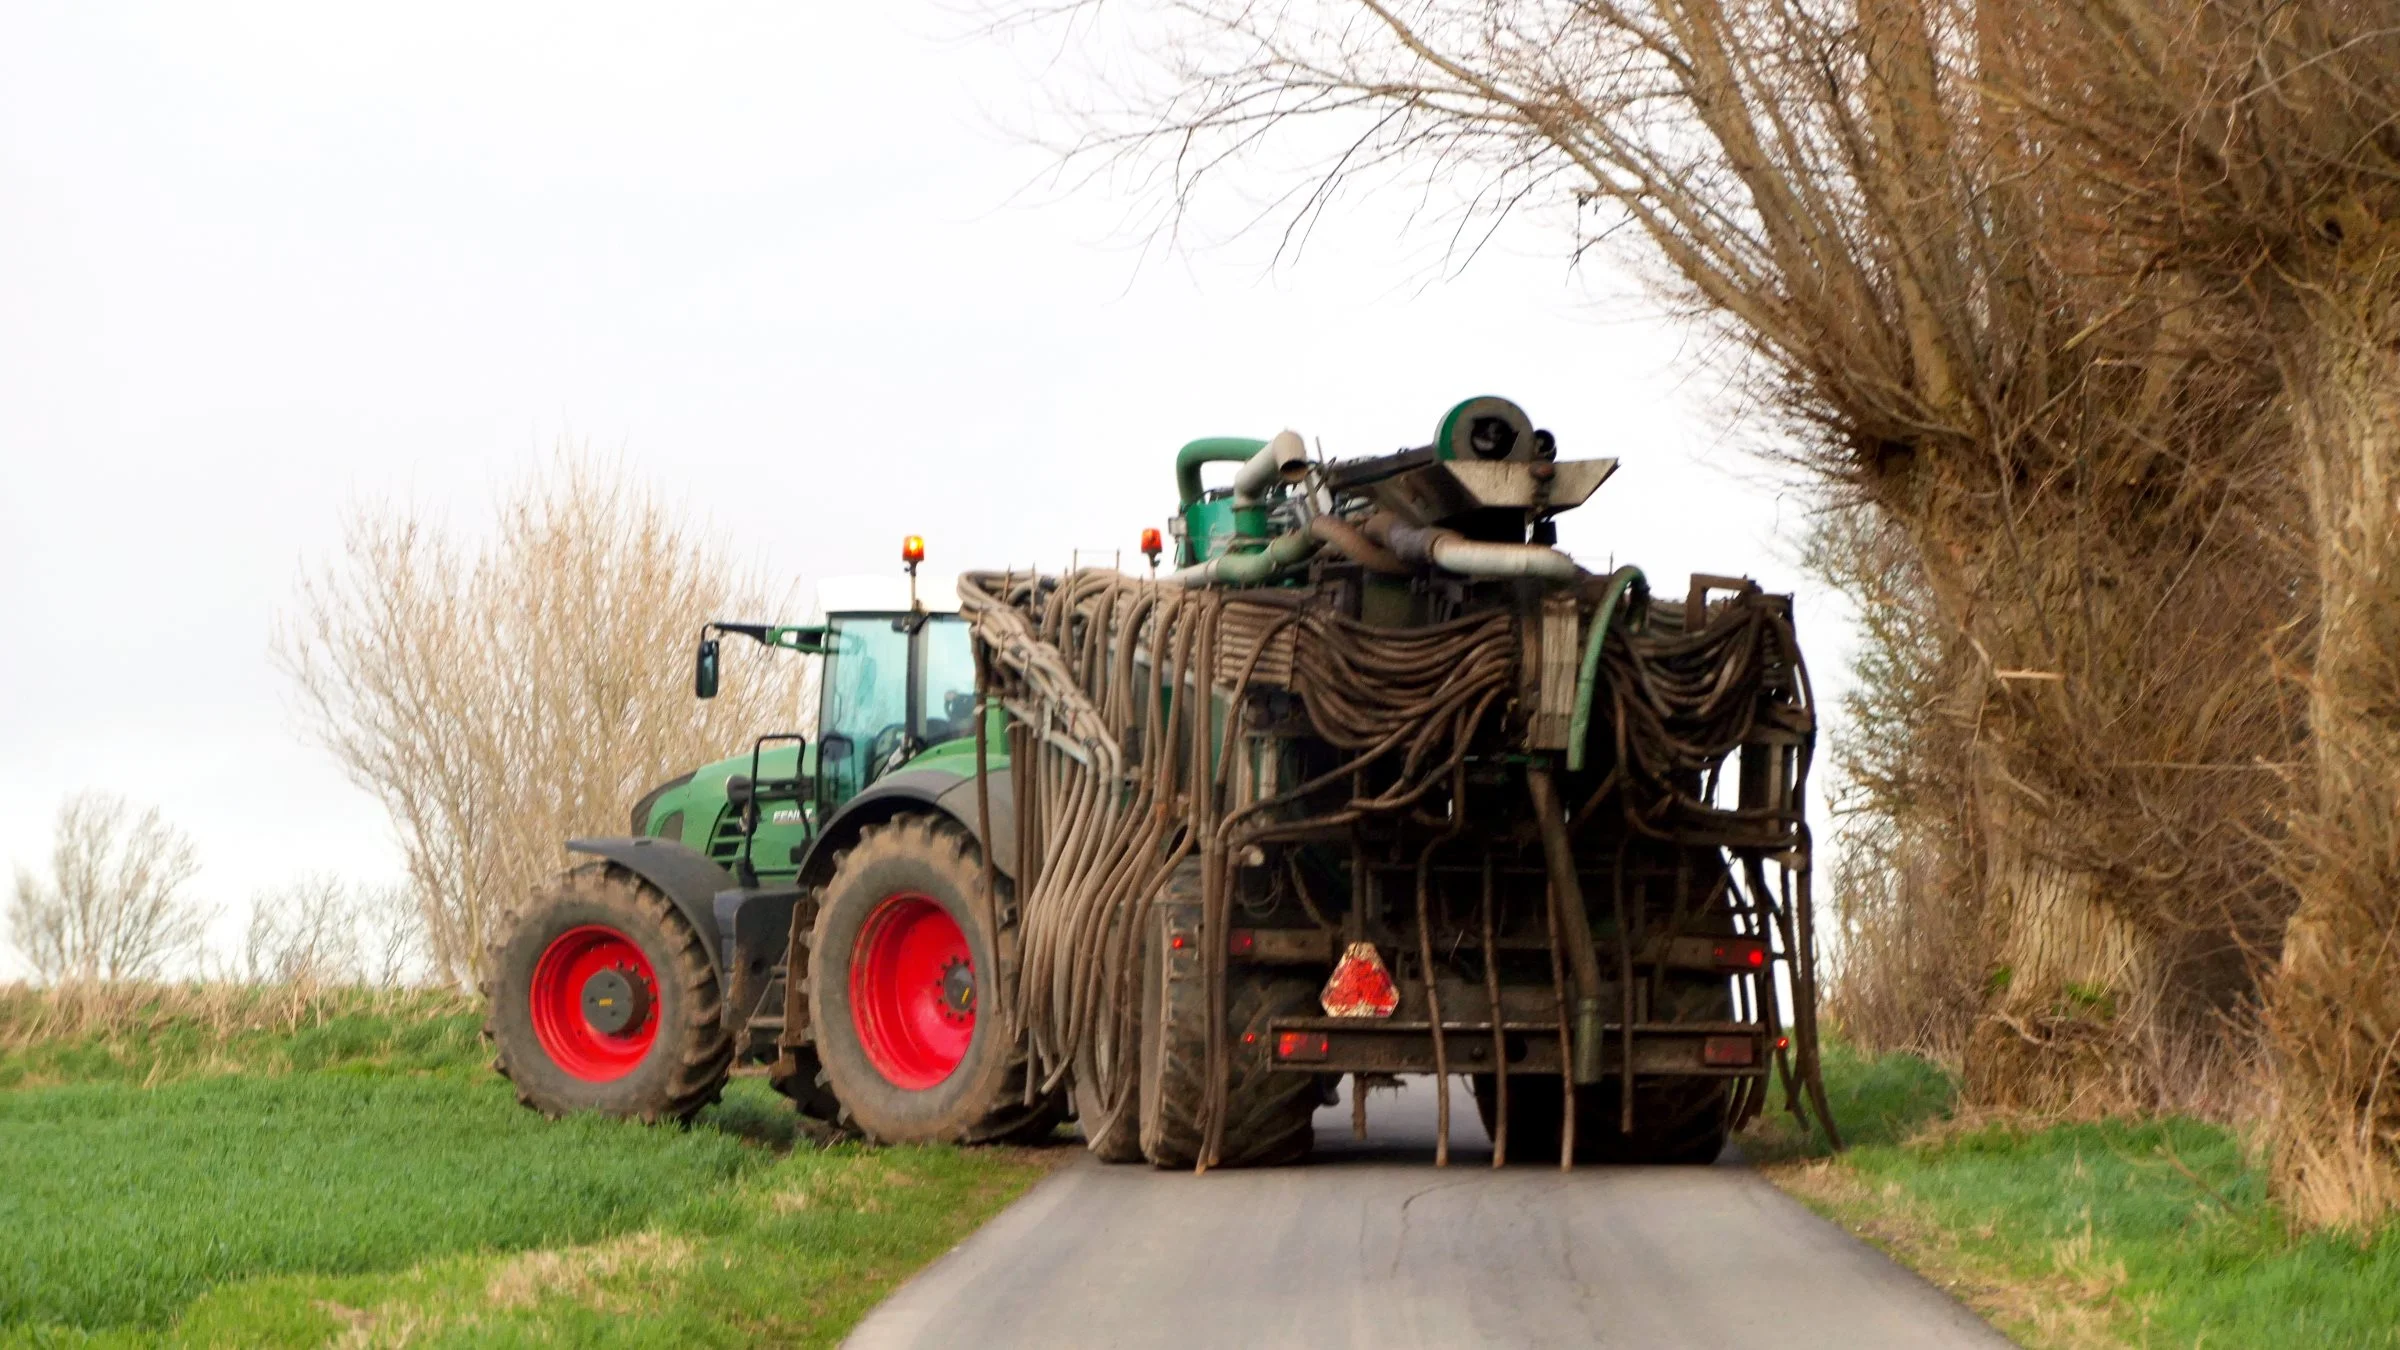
[564,836,735,969]
[798,767,1016,880]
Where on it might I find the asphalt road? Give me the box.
[845,1079,2009,1350]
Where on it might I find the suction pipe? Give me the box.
[1232,430,1311,506]
[1362,514,1580,583]
[1168,527,1320,586]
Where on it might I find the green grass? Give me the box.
[0,988,1050,1348]
[1752,1042,2400,1347]
[0,986,488,1089]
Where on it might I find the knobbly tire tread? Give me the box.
[484,862,734,1124]
[805,815,1061,1145]
[1472,972,1733,1165]
[1074,1042,1145,1163]
[1138,863,1318,1169]
[1072,893,1147,1163]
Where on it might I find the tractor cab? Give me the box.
[811,578,977,808]
[640,571,973,888]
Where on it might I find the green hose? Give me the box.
[1565,566,1647,772]
[1195,528,1320,586]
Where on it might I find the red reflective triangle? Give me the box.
[1320,941,1399,1018]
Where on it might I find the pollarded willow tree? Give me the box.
[1016,0,2400,1222]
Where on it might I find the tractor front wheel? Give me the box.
[806,816,1060,1144]
[485,864,733,1122]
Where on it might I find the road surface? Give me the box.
[846,1079,2008,1349]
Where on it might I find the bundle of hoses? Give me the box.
[960,570,1518,1166]
[1585,588,1813,846]
[1576,578,1837,1145]
[960,567,1838,1164]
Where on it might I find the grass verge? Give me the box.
[1745,1042,2400,1347]
[0,984,1052,1348]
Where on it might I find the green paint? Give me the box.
[1173,437,1268,506]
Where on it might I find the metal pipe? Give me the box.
[1566,566,1647,772]
[1364,515,1580,583]
[1174,436,1269,506]
[1526,765,1607,1085]
[1232,430,1310,507]
[1166,527,1320,587]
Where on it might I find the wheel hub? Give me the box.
[939,956,975,1024]
[849,893,975,1090]
[529,925,661,1083]
[580,965,650,1036]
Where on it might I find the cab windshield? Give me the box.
[920,616,977,745]
[816,612,978,804]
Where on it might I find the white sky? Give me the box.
[0,2,1850,975]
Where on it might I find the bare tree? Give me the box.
[7,792,207,984]
[356,881,430,990]
[241,874,366,986]
[237,874,429,988]
[276,451,805,988]
[1015,0,2400,1218]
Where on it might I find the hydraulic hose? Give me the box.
[1565,565,1648,772]
[1306,515,1409,575]
[1526,766,1607,1085]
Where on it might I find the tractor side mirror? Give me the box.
[694,638,721,699]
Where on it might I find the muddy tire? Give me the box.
[1072,892,1147,1162]
[1074,1031,1145,1163]
[1473,974,1734,1165]
[484,863,733,1123]
[1138,862,1318,1169]
[767,1049,857,1140]
[806,815,1060,1144]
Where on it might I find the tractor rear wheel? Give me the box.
[1138,862,1319,1169]
[806,815,1061,1144]
[485,864,733,1123]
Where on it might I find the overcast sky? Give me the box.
[0,2,1845,975]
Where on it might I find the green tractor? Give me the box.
[489,396,1836,1168]
[484,552,1059,1142]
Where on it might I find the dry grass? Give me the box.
[0,980,479,1089]
[483,1232,698,1312]
[0,980,467,1047]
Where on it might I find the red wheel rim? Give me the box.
[850,893,974,1090]
[529,924,660,1083]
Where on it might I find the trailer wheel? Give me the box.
[1073,1041,1145,1163]
[1138,862,1318,1169]
[806,815,1062,1144]
[485,863,733,1123]
[1070,888,1147,1162]
[1472,973,1734,1165]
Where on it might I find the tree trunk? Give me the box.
[2268,246,2400,1229]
